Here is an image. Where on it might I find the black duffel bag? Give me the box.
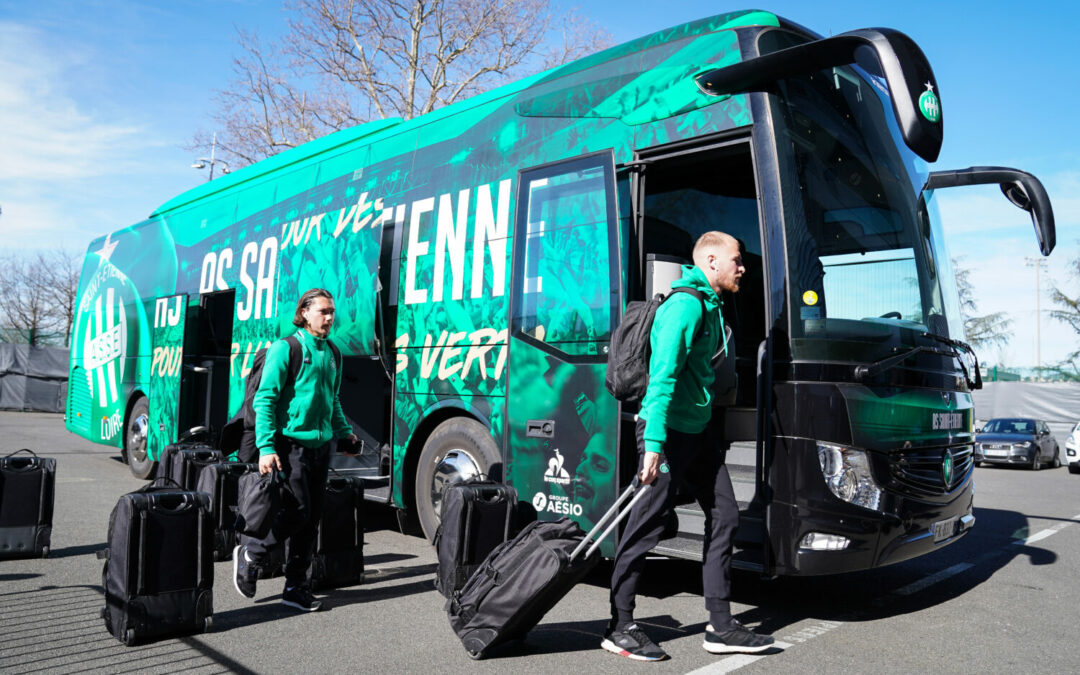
[235,470,282,539]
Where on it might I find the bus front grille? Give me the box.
[889,443,973,495]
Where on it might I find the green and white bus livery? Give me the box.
[66,10,1055,575]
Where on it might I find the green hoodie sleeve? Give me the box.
[330,352,351,438]
[641,294,702,453]
[253,339,290,456]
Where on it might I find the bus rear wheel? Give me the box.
[125,396,156,480]
[414,418,500,542]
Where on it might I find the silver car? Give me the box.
[974,418,1061,470]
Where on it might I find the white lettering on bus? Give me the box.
[235,237,278,321]
[405,197,435,305]
[150,345,183,378]
[434,189,469,302]
[395,328,508,382]
[472,180,511,300]
[404,178,513,305]
[153,295,183,328]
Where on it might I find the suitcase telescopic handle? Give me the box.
[569,478,651,563]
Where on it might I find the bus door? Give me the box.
[506,151,622,554]
[632,136,770,569]
[179,289,235,438]
[148,293,188,460]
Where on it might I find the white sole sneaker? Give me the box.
[600,638,667,661]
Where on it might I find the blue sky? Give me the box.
[1,0,1076,368]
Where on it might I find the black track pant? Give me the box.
[244,437,330,587]
[610,418,739,623]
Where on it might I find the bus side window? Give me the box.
[512,153,619,357]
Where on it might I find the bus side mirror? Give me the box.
[924,166,1056,256]
[695,27,943,162]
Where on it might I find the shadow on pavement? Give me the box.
[48,543,108,559]
[572,505,1056,639]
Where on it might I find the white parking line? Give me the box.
[891,562,975,596]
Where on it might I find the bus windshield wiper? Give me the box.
[921,331,983,390]
[854,345,954,381]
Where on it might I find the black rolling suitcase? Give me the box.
[196,461,257,561]
[434,478,517,598]
[448,481,650,659]
[159,442,224,491]
[308,471,365,590]
[0,449,56,558]
[99,479,214,646]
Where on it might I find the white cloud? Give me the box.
[0,22,149,182]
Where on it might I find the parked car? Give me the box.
[974,417,1060,470]
[1064,422,1080,474]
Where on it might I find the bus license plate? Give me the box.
[932,517,958,542]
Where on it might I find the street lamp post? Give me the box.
[191,132,230,181]
[1025,256,1048,380]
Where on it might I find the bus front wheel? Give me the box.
[125,396,156,480]
[414,418,501,542]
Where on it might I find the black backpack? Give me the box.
[605,287,706,403]
[219,335,340,460]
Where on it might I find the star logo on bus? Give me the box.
[96,233,118,262]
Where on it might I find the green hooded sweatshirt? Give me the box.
[254,329,351,455]
[640,265,723,454]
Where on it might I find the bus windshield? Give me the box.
[765,31,964,363]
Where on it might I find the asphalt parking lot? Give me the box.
[2,411,1079,674]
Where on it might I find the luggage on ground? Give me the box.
[448,480,650,659]
[434,478,517,598]
[159,441,224,491]
[605,288,706,402]
[0,449,56,558]
[99,478,214,645]
[196,461,257,561]
[308,471,365,590]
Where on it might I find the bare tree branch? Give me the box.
[0,249,77,347]
[192,0,611,167]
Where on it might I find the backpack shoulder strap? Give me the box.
[668,287,708,342]
[284,335,302,388]
[327,338,342,369]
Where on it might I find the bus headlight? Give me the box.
[817,443,882,511]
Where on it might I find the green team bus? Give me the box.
[66,10,1055,575]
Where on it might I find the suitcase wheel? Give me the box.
[466,650,484,661]
[41,546,49,558]
[124,628,137,646]
[99,607,106,620]
[203,616,213,633]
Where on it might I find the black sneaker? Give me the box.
[601,623,669,661]
[282,585,322,612]
[232,545,257,599]
[703,621,775,654]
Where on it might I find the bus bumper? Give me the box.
[773,480,975,576]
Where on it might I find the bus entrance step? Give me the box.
[650,534,764,572]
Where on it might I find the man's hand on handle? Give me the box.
[259,452,283,475]
[639,451,661,485]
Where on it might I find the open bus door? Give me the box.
[629,135,772,573]
[506,151,623,557]
[148,294,188,461]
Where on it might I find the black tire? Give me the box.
[1069,463,1080,474]
[1032,453,1041,471]
[414,418,501,542]
[124,628,137,646]
[973,460,981,468]
[125,396,156,480]
[1052,447,1061,469]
